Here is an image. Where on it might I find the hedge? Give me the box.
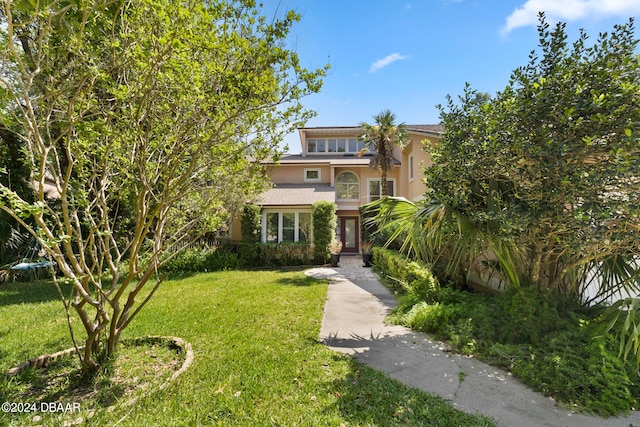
[372,247,440,302]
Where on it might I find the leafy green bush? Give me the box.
[235,242,315,268]
[312,201,337,263]
[240,204,262,243]
[238,242,261,267]
[373,247,440,301]
[162,247,241,273]
[377,248,640,416]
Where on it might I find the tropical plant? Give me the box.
[359,109,408,197]
[369,14,640,361]
[0,0,325,374]
[377,15,640,297]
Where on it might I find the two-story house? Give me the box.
[231,124,443,254]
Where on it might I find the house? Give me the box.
[230,124,443,253]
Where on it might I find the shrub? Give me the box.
[162,247,241,273]
[373,247,440,301]
[236,242,314,268]
[312,201,337,263]
[240,204,262,243]
[383,258,640,416]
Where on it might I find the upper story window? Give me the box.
[368,178,395,202]
[307,138,372,154]
[336,171,360,201]
[408,154,414,182]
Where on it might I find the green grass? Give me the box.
[0,270,495,426]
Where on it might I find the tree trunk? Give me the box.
[381,168,388,198]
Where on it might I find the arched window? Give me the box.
[336,171,359,201]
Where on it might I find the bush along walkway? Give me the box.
[310,255,640,427]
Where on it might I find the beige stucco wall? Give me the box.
[230,128,441,243]
[267,164,332,184]
[394,134,438,201]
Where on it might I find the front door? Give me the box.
[338,217,359,253]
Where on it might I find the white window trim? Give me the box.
[304,168,321,182]
[408,154,414,182]
[367,177,396,202]
[307,138,372,155]
[262,210,313,243]
[335,171,360,201]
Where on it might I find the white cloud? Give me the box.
[369,53,409,73]
[501,0,640,34]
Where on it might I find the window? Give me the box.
[336,171,360,201]
[304,168,321,182]
[282,212,295,242]
[368,178,395,202]
[266,212,279,243]
[262,211,313,243]
[408,154,414,182]
[306,138,373,154]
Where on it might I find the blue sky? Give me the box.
[261,0,640,152]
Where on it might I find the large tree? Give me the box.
[359,109,408,197]
[372,14,639,303]
[0,0,325,373]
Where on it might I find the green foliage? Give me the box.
[359,110,408,197]
[162,242,314,273]
[375,249,640,415]
[385,280,640,415]
[0,271,494,426]
[247,242,314,267]
[0,0,326,373]
[161,247,242,273]
[240,204,262,243]
[312,201,337,263]
[372,247,440,301]
[427,15,640,298]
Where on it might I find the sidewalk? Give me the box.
[307,255,640,427]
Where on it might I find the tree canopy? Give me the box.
[0,0,326,372]
[372,14,639,303]
[429,14,640,300]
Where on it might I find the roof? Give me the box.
[269,154,399,166]
[298,124,444,137]
[259,183,336,206]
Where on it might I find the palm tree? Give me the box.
[359,110,408,198]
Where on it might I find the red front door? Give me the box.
[338,217,359,253]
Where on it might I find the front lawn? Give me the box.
[0,270,495,426]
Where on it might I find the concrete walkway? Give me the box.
[307,255,640,427]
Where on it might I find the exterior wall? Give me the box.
[233,126,442,250]
[230,216,242,241]
[397,134,438,201]
[268,164,332,184]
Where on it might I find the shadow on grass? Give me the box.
[320,352,496,427]
[0,280,70,307]
[274,271,321,287]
